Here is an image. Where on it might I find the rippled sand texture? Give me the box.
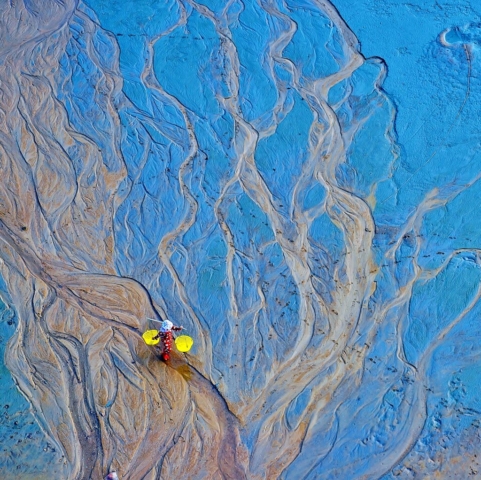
[0,0,480,478]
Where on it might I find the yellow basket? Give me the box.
[175,335,194,352]
[142,330,160,346]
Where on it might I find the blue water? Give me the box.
[333,1,481,476]
[0,297,65,479]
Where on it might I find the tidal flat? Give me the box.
[0,0,480,478]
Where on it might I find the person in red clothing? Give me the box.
[152,320,183,361]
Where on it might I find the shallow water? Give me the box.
[0,0,480,478]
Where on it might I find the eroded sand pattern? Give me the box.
[0,0,480,478]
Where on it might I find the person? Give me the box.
[152,320,183,361]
